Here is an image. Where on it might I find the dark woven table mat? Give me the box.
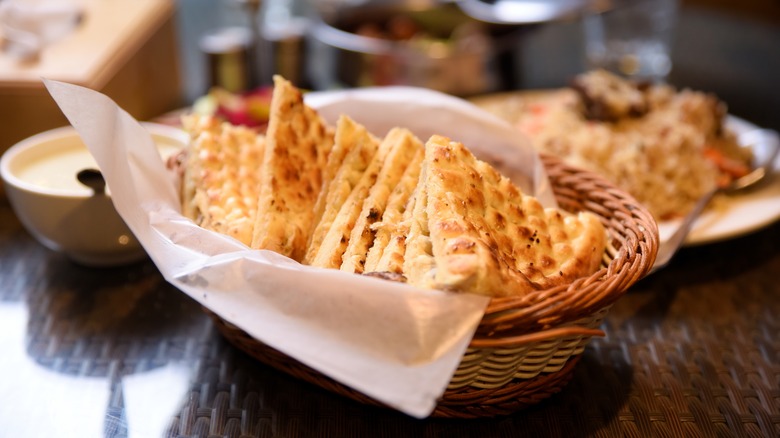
[2,199,779,437]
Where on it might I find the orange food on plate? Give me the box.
[476,70,753,220]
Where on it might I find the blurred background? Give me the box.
[1,0,779,156]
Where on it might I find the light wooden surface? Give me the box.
[0,0,173,89]
[0,0,183,160]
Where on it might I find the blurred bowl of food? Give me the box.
[0,123,187,267]
[309,0,524,96]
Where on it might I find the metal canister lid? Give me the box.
[199,26,256,93]
[262,16,308,87]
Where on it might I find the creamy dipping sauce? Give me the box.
[17,145,101,193]
[15,136,182,195]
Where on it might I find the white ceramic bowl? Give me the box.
[1,122,187,267]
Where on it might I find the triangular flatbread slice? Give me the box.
[180,114,265,246]
[404,135,607,297]
[363,147,423,275]
[308,116,363,250]
[398,171,432,286]
[304,115,381,267]
[251,76,335,261]
[341,128,423,273]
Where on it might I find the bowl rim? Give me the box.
[309,1,523,59]
[1,122,186,199]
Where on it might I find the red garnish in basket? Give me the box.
[195,86,273,132]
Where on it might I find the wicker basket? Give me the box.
[206,153,659,418]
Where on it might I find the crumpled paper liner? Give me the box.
[44,79,556,418]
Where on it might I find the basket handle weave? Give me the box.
[469,326,605,348]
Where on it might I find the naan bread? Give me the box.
[404,135,607,297]
[304,115,381,268]
[179,76,605,298]
[308,115,363,249]
[362,148,422,275]
[341,128,423,273]
[251,76,335,261]
[180,114,265,246]
[400,165,434,287]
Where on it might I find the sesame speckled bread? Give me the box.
[341,128,423,274]
[251,76,335,261]
[303,115,380,267]
[401,160,436,289]
[303,116,379,268]
[403,135,607,297]
[308,115,365,251]
[362,148,422,275]
[180,76,609,297]
[180,114,265,246]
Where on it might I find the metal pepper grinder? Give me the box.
[199,0,265,93]
[258,0,310,88]
[199,25,257,93]
[201,0,309,91]
[235,0,267,86]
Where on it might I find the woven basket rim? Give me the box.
[200,153,658,418]
[198,151,658,348]
[205,308,587,418]
[471,153,658,342]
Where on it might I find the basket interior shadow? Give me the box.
[205,153,659,419]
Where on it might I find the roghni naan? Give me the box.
[251,76,335,261]
[362,147,423,276]
[179,77,607,297]
[180,114,265,246]
[404,135,607,297]
[341,128,423,274]
[304,115,380,268]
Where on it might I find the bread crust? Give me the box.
[251,76,334,261]
[341,128,423,274]
[363,147,423,275]
[405,135,606,296]
[181,114,265,246]
[304,115,380,267]
[180,78,607,297]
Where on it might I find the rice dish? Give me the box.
[478,70,752,220]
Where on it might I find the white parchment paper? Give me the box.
[44,80,555,418]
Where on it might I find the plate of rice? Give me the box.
[472,70,780,246]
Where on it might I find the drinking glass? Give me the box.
[583,0,678,82]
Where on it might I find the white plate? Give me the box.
[657,116,780,246]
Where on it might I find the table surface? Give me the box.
[2,194,779,438]
[2,3,780,438]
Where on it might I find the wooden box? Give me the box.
[0,0,183,163]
